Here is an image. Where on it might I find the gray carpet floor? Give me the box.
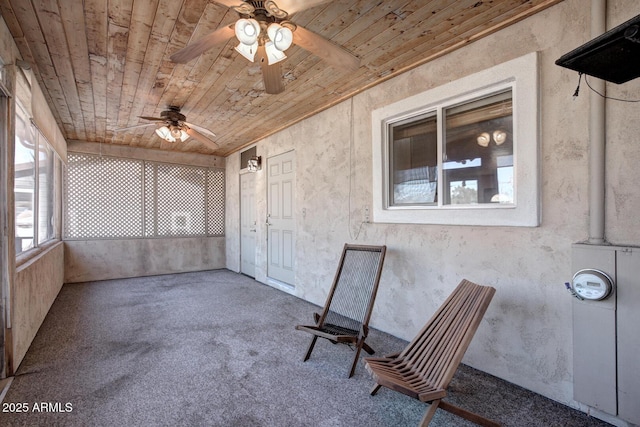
[0,269,611,427]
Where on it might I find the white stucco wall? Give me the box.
[1,15,68,374]
[14,243,65,370]
[226,0,640,414]
[64,237,226,283]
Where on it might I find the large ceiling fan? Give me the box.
[115,106,219,150]
[170,0,360,94]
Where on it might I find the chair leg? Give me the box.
[348,339,366,377]
[362,341,375,355]
[419,400,441,427]
[370,384,382,395]
[438,401,500,427]
[303,336,318,362]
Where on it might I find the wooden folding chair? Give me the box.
[296,244,387,377]
[364,279,498,427]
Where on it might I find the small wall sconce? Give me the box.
[248,155,261,172]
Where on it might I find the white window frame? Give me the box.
[14,101,61,256]
[372,52,539,227]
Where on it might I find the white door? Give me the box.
[267,151,295,286]
[240,172,257,278]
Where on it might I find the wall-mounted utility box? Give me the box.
[571,244,640,425]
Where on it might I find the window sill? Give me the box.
[373,205,538,227]
[16,239,63,270]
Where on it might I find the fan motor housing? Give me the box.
[161,107,186,124]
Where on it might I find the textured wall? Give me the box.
[2,15,67,375]
[605,2,640,244]
[64,237,226,283]
[13,242,65,370]
[225,153,241,274]
[225,0,640,411]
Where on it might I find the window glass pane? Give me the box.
[37,138,54,243]
[443,90,513,205]
[15,108,35,254]
[449,179,478,204]
[389,112,438,205]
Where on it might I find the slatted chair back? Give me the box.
[296,244,386,377]
[401,279,495,392]
[364,279,497,426]
[318,244,386,335]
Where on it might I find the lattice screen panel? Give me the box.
[155,164,206,236]
[65,153,225,239]
[144,163,155,237]
[208,169,225,235]
[65,154,143,238]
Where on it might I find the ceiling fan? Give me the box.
[115,106,219,150]
[170,0,360,94]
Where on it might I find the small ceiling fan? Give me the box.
[170,0,360,94]
[115,106,218,150]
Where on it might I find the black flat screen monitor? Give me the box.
[556,14,640,84]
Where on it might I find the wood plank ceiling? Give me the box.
[0,0,563,156]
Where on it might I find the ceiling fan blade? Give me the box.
[114,123,157,132]
[257,45,285,94]
[186,128,220,150]
[184,122,216,138]
[170,25,235,64]
[293,25,360,72]
[277,0,333,15]
[138,116,165,121]
[212,0,244,8]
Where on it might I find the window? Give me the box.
[14,102,60,254]
[372,52,539,226]
[37,141,55,243]
[389,112,438,206]
[64,153,225,239]
[443,90,513,206]
[15,105,36,253]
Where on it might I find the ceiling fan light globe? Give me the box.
[235,19,260,45]
[265,42,287,64]
[156,126,176,142]
[170,126,182,139]
[235,42,258,62]
[179,129,189,142]
[476,132,491,147]
[493,130,507,145]
[267,24,293,51]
